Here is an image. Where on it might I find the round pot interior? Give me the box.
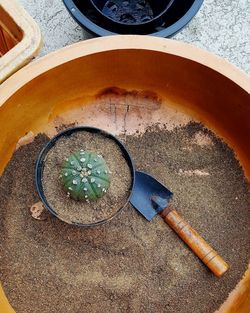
[64,0,204,36]
[90,0,174,27]
[0,36,249,312]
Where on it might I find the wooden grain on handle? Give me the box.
[160,208,229,277]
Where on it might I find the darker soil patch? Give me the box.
[0,122,249,313]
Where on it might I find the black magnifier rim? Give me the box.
[35,126,135,227]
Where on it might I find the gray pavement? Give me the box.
[19,0,250,74]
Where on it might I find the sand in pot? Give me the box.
[0,122,249,313]
[42,131,132,224]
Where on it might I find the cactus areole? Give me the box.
[61,150,111,201]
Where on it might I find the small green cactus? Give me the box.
[60,150,111,202]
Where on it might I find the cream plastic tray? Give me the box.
[0,0,42,83]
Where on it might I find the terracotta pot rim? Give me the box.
[0,35,249,106]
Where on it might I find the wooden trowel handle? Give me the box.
[160,208,229,277]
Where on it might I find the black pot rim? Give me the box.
[90,0,175,27]
[63,0,204,37]
[35,126,135,227]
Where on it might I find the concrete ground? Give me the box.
[19,0,250,74]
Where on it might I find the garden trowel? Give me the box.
[130,171,229,277]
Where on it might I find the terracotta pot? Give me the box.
[0,36,249,312]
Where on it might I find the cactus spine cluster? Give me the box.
[61,150,110,202]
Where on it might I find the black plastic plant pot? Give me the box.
[63,0,204,37]
[35,127,135,228]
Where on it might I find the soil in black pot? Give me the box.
[42,130,132,224]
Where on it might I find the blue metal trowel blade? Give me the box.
[130,171,173,221]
